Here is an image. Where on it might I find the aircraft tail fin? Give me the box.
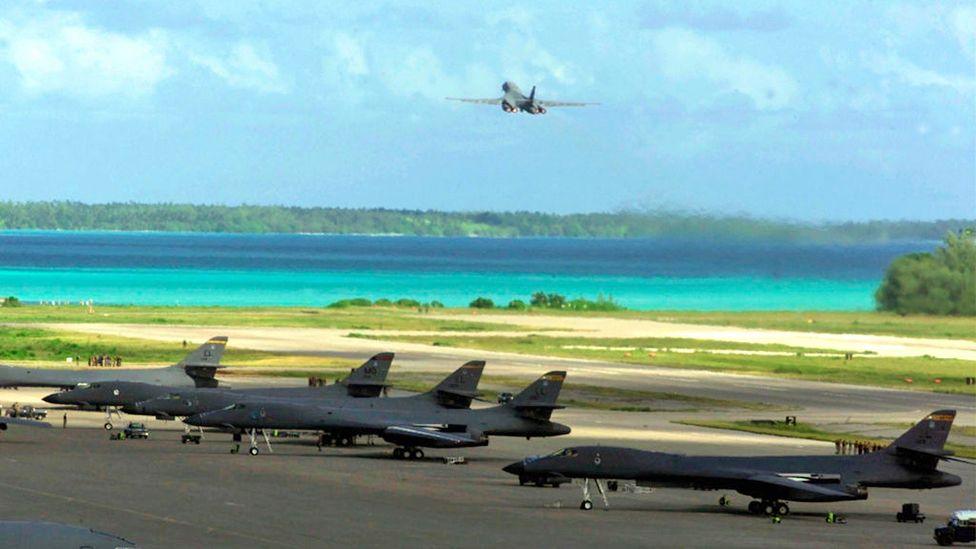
[177,336,227,368]
[428,361,485,408]
[529,85,536,101]
[178,336,228,388]
[887,410,957,468]
[340,352,393,397]
[510,371,566,419]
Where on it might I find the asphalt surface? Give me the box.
[0,421,972,548]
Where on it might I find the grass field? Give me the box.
[3,305,972,340]
[676,419,976,459]
[0,304,526,332]
[366,334,976,395]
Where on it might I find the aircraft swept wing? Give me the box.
[445,97,502,105]
[382,425,486,449]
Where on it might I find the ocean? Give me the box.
[0,231,933,310]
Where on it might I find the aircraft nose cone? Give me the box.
[502,460,525,476]
[42,392,64,404]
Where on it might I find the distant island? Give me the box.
[0,201,970,242]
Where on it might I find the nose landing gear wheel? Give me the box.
[248,447,259,456]
[103,422,113,431]
[580,500,593,511]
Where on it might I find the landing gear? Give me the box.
[244,428,273,456]
[578,478,609,511]
[103,407,123,430]
[336,435,353,447]
[393,447,424,460]
[749,500,789,516]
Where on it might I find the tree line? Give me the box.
[0,201,971,242]
[876,230,975,316]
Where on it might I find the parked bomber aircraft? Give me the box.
[44,352,396,431]
[185,370,569,459]
[0,336,227,390]
[136,359,484,430]
[504,410,966,516]
[447,81,597,114]
[0,521,135,548]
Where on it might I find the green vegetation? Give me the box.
[0,304,524,332]
[471,292,624,312]
[327,297,441,310]
[0,326,276,364]
[0,201,971,241]
[876,231,976,316]
[676,419,976,459]
[1,296,21,307]
[364,334,976,394]
[469,297,495,309]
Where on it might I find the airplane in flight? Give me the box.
[447,81,597,114]
[0,336,228,390]
[504,410,965,516]
[185,370,569,458]
[44,352,397,431]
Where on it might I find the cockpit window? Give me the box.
[548,448,578,458]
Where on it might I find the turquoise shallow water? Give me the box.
[0,231,927,310]
[0,267,877,310]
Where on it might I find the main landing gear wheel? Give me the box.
[393,448,404,459]
[748,501,762,514]
[248,447,259,456]
[776,502,790,516]
[410,448,424,460]
[580,500,593,511]
[336,436,353,447]
[103,422,113,431]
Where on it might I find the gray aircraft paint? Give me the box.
[0,337,228,389]
[0,521,136,548]
[45,352,398,417]
[505,410,964,510]
[447,81,596,114]
[185,371,570,450]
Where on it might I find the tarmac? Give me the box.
[0,387,972,548]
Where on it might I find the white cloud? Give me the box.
[333,32,369,76]
[0,11,171,98]
[649,28,797,110]
[951,6,976,58]
[867,52,974,94]
[189,42,287,94]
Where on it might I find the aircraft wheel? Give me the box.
[248,447,259,456]
[776,503,790,516]
[393,448,404,460]
[763,502,776,516]
[747,501,761,514]
[338,436,352,447]
[580,500,593,511]
[103,422,113,431]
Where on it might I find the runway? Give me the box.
[0,421,970,548]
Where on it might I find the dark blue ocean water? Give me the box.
[0,231,933,310]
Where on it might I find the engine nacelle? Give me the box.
[502,102,519,113]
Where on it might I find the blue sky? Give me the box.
[0,1,972,220]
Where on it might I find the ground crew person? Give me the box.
[62,413,67,429]
[834,440,841,454]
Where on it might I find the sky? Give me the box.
[0,1,972,221]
